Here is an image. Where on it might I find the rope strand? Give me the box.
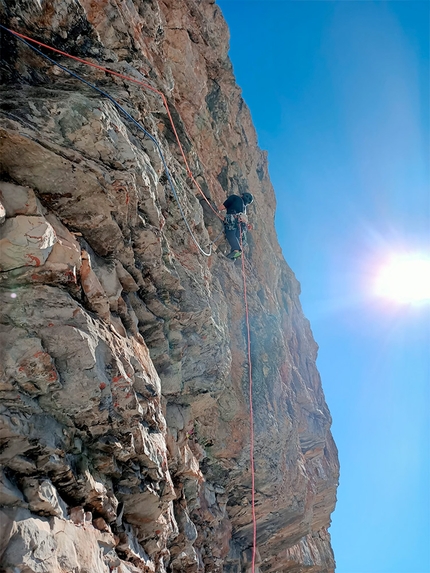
[1,28,212,256]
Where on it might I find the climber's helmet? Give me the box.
[241,192,254,206]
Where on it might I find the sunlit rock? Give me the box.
[0,1,339,571]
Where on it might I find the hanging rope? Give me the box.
[0,26,213,257]
[239,229,257,572]
[0,25,224,222]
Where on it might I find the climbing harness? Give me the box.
[224,214,248,252]
[0,24,258,570]
[0,26,215,256]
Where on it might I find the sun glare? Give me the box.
[375,256,430,303]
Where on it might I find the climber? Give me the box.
[218,192,254,259]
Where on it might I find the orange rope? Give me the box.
[4,27,224,221]
[239,229,257,572]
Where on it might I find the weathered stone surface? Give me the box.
[21,478,68,518]
[0,1,339,572]
[0,182,42,217]
[0,326,61,396]
[0,201,6,224]
[80,250,111,320]
[0,215,56,271]
[44,213,82,269]
[0,508,120,573]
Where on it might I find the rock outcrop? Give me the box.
[0,1,339,572]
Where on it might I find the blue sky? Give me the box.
[217,2,430,572]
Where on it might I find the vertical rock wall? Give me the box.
[0,1,339,572]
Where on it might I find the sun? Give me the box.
[375,256,430,303]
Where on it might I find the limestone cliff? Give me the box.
[0,1,339,572]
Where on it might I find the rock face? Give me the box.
[0,2,339,572]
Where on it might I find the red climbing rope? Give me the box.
[3,27,224,221]
[239,229,257,573]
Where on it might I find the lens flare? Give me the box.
[375,256,430,303]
